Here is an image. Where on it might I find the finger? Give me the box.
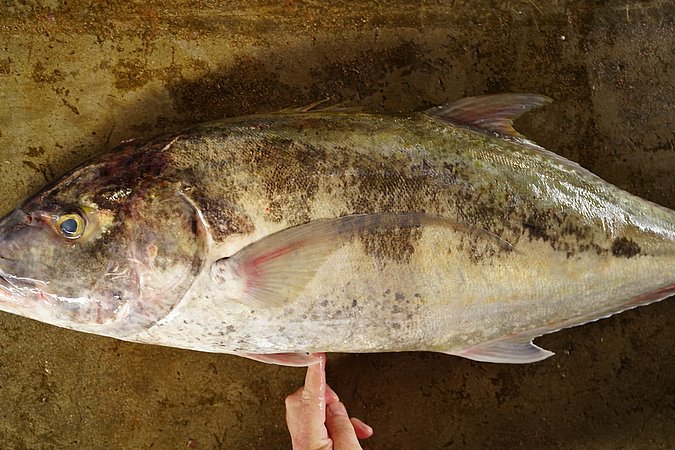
[326,402,363,450]
[325,383,340,405]
[302,352,327,411]
[284,384,306,423]
[285,353,329,449]
[350,417,374,440]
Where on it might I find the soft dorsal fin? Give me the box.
[426,93,552,138]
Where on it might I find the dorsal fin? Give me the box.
[426,93,552,138]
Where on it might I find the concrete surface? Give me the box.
[0,1,673,448]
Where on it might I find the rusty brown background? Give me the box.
[0,1,673,449]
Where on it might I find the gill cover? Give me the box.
[108,189,207,335]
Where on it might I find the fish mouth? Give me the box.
[0,267,49,303]
[0,271,16,291]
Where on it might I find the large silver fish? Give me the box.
[0,94,672,366]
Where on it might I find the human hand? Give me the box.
[285,353,373,449]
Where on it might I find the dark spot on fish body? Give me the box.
[347,153,447,215]
[74,133,180,212]
[245,137,327,225]
[189,190,253,240]
[341,152,452,263]
[168,139,254,241]
[517,206,610,256]
[611,237,641,258]
[391,304,404,314]
[360,227,421,264]
[459,238,501,265]
[101,134,175,178]
[522,210,557,242]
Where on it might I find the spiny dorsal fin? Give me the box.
[426,93,552,138]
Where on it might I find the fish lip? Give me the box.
[0,273,22,305]
[0,270,24,297]
[0,268,48,297]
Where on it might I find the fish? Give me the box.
[0,93,672,367]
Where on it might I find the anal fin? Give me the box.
[446,339,554,364]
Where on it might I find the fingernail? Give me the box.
[327,402,348,417]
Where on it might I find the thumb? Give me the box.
[325,402,363,450]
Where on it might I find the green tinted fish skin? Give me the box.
[0,95,672,365]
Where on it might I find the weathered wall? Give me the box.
[0,1,673,448]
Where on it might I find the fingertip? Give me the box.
[350,417,374,439]
[325,383,340,404]
[327,401,348,417]
[326,402,363,448]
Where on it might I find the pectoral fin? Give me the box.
[446,339,554,364]
[212,213,512,309]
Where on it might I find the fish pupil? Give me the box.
[60,218,78,236]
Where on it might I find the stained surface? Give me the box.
[0,1,673,449]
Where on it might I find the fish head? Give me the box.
[0,138,207,338]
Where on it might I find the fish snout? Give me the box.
[0,209,30,261]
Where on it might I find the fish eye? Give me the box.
[56,212,86,239]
